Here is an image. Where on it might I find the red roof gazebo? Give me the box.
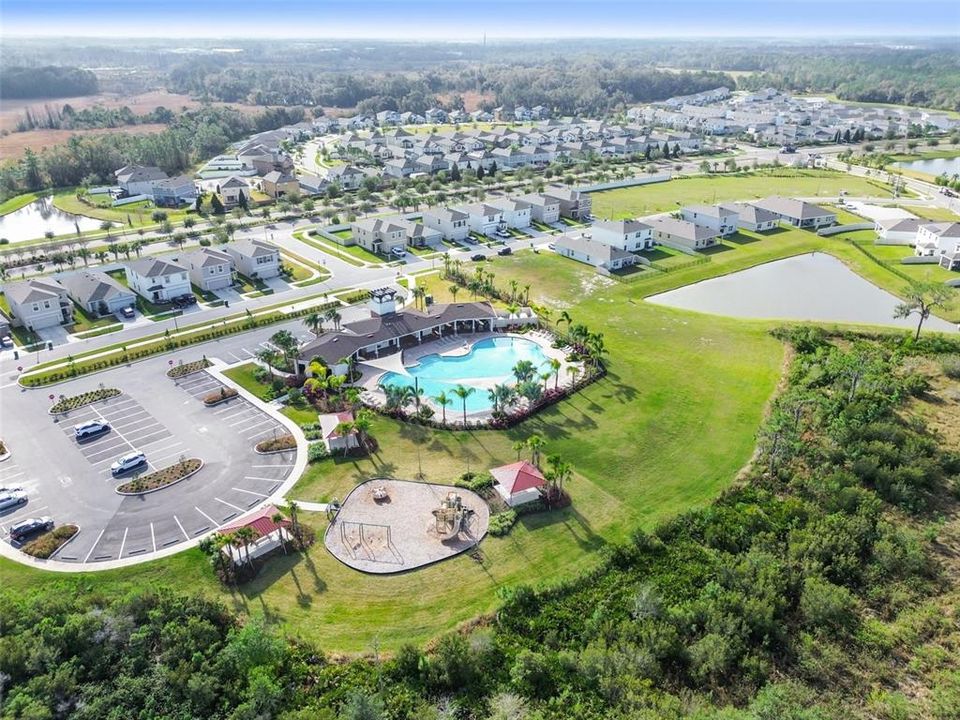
[490,461,546,506]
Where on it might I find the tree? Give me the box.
[334,420,355,456]
[449,284,459,302]
[352,409,373,450]
[452,384,475,424]
[526,435,546,467]
[547,357,562,389]
[210,194,225,215]
[434,391,452,424]
[270,512,288,554]
[893,281,953,341]
[269,329,299,369]
[304,311,324,337]
[513,440,526,461]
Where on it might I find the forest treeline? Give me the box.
[2,328,958,719]
[0,65,99,100]
[0,105,305,197]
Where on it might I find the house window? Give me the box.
[43,300,51,309]
[32,303,40,312]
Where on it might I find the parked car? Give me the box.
[497,246,513,256]
[470,253,486,262]
[111,451,147,476]
[391,247,406,258]
[120,306,135,319]
[0,336,12,348]
[495,229,511,239]
[548,243,556,251]
[9,516,54,542]
[74,420,110,441]
[0,489,28,512]
[172,295,197,308]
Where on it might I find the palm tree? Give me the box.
[526,435,546,468]
[487,387,500,414]
[286,501,302,546]
[352,409,373,450]
[540,371,552,392]
[557,310,573,332]
[434,391,452,424]
[334,420,355,456]
[509,279,519,302]
[546,358,562,389]
[256,347,278,378]
[523,283,531,305]
[95,250,108,265]
[452,384,474,424]
[547,454,572,495]
[324,307,342,331]
[512,359,536,383]
[566,364,580,387]
[270,329,299,369]
[270,512,288,554]
[411,286,426,310]
[449,284,459,302]
[304,311,324,337]
[513,440,526,461]
[231,527,256,568]
[77,247,90,266]
[587,332,607,368]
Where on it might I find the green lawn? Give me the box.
[896,206,960,223]
[223,362,275,401]
[0,190,52,217]
[105,269,174,316]
[53,189,193,230]
[234,273,268,294]
[69,306,119,334]
[292,231,371,267]
[590,169,900,220]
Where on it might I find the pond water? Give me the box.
[895,156,960,177]
[0,197,107,244]
[647,252,957,333]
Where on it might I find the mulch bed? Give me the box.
[167,358,212,378]
[49,388,121,414]
[203,388,238,406]
[255,435,297,453]
[21,525,79,559]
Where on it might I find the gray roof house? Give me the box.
[125,257,192,303]
[178,247,234,292]
[754,197,836,229]
[554,233,638,272]
[726,203,780,232]
[650,217,720,251]
[225,239,281,280]
[3,278,73,330]
[57,270,136,317]
[115,165,168,196]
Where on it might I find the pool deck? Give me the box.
[356,330,583,421]
[324,478,490,574]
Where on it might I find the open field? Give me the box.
[1,124,169,161]
[589,170,901,220]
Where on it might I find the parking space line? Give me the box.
[228,352,244,362]
[218,408,251,421]
[241,348,255,358]
[195,506,217,525]
[228,416,264,429]
[244,476,282,482]
[150,522,156,553]
[247,426,283,440]
[123,430,169,448]
[173,515,190,540]
[0,470,25,481]
[118,527,129,558]
[88,406,141,458]
[232,487,269,498]
[251,464,294,468]
[1,505,49,530]
[214,497,245,512]
[138,440,182,455]
[83,529,106,563]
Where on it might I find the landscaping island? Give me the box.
[255,435,297,453]
[167,358,212,378]
[49,388,121,414]
[21,525,80,559]
[116,458,203,495]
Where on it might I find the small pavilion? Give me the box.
[490,461,546,507]
[220,505,291,565]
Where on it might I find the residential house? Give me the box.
[554,233,638,272]
[875,217,925,246]
[727,203,780,232]
[225,239,281,280]
[487,197,532,229]
[461,203,504,236]
[916,222,960,257]
[425,108,448,124]
[57,270,135,318]
[179,247,234,292]
[125,257,191,303]
[516,193,561,224]
[351,216,408,255]
[680,204,739,237]
[395,219,442,248]
[260,170,299,199]
[151,175,197,208]
[383,158,417,178]
[3,278,72,330]
[217,176,250,208]
[650,217,720,251]
[490,461,546,507]
[297,174,328,196]
[754,197,836,229]
[543,184,591,220]
[318,411,360,453]
[114,165,167,197]
[325,164,366,191]
[421,207,470,241]
[590,219,653,252]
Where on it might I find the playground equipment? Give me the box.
[432,491,474,542]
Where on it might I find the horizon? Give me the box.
[2,0,958,40]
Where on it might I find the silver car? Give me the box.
[0,489,28,512]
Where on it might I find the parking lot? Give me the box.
[0,353,298,565]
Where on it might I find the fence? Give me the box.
[817,223,874,236]
[580,173,673,193]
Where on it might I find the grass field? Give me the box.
[589,170,900,220]
[0,190,52,216]
[53,189,193,230]
[224,362,274,401]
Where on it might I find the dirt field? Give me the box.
[436,90,496,112]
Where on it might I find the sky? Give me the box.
[1,0,958,40]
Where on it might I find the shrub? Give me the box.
[21,525,79,559]
[307,442,329,462]
[941,355,960,380]
[455,472,494,493]
[116,458,202,494]
[49,388,121,413]
[203,387,238,405]
[167,358,212,378]
[488,510,517,537]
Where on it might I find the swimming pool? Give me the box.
[379,336,551,414]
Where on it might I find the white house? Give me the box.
[680,204,739,237]
[3,278,72,331]
[125,257,191,303]
[460,203,504,235]
[325,165,366,191]
[421,207,470,242]
[875,217,925,246]
[351,216,408,255]
[516,193,561,224]
[318,411,360,453]
[218,176,250,208]
[727,203,780,232]
[554,233,638,271]
[916,222,960,257]
[590,219,653,252]
[179,247,234,292]
[225,239,281,279]
[754,197,836,229]
[486,197,532,229]
[650,217,720,251]
[114,165,167,197]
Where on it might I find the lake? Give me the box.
[0,197,107,244]
[895,156,960,177]
[647,252,957,333]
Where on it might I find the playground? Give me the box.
[324,478,490,574]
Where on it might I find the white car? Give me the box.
[0,489,28,511]
[75,420,110,440]
[111,451,147,476]
[391,247,406,258]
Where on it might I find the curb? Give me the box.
[47,525,81,560]
[203,392,239,407]
[115,459,204,496]
[0,449,10,463]
[254,444,297,456]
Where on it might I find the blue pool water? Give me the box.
[379,336,551,413]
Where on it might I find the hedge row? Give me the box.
[116,458,202,494]
[255,435,297,453]
[167,358,212,378]
[49,388,121,414]
[21,525,79,559]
